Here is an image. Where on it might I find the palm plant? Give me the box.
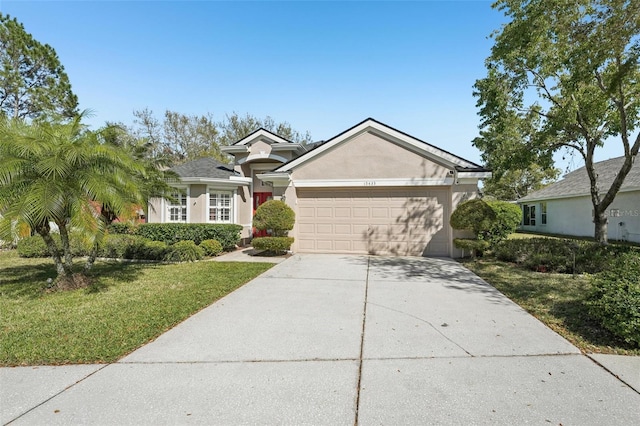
[0,116,146,284]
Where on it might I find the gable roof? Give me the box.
[273,118,488,173]
[232,128,294,146]
[171,157,235,179]
[519,156,640,202]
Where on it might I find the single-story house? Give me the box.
[148,118,491,257]
[517,156,640,243]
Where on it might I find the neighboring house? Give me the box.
[517,156,640,243]
[148,118,491,257]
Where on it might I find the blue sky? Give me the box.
[0,0,623,170]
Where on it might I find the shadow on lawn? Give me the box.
[0,260,149,299]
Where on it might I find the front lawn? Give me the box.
[463,258,640,355]
[0,250,273,366]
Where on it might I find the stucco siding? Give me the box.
[294,131,451,180]
[147,197,163,223]
[189,184,207,223]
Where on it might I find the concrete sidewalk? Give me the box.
[2,255,639,425]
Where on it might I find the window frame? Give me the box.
[523,204,536,226]
[167,187,188,223]
[208,189,233,224]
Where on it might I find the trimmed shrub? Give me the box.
[98,234,151,260]
[253,200,295,237]
[200,239,223,256]
[453,238,490,257]
[142,240,169,260]
[135,223,242,250]
[450,199,495,237]
[450,199,521,244]
[17,235,51,258]
[588,252,640,346]
[107,223,136,235]
[17,234,91,258]
[485,200,522,243]
[252,237,294,254]
[165,240,204,262]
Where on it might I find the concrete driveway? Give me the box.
[2,254,639,425]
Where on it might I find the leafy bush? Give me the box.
[134,223,242,250]
[450,199,495,237]
[17,235,51,258]
[107,223,136,235]
[588,253,640,346]
[165,241,204,262]
[485,200,522,243]
[252,237,294,254]
[98,234,150,260]
[453,238,490,257]
[142,240,169,260]
[492,238,638,274]
[17,234,91,258]
[200,239,223,256]
[253,200,295,237]
[450,199,521,244]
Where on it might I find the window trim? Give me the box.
[207,188,234,224]
[166,186,189,223]
[523,204,536,226]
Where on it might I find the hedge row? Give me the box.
[108,223,242,250]
[16,234,222,262]
[491,238,638,274]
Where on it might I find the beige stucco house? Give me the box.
[148,118,491,257]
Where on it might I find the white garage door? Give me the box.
[296,188,449,256]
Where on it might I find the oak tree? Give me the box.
[474,0,640,242]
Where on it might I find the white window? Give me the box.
[209,191,232,223]
[168,191,187,223]
[541,202,547,225]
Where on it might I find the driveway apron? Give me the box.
[3,254,639,425]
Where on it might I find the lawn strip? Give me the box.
[462,258,640,356]
[1,251,273,366]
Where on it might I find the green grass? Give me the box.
[0,250,273,366]
[462,258,640,355]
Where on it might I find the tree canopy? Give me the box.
[482,164,559,201]
[130,109,313,164]
[0,13,78,120]
[474,0,640,242]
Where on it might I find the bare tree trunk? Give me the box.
[35,223,68,277]
[56,220,75,271]
[593,208,608,244]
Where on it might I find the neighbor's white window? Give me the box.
[168,191,187,223]
[541,202,547,225]
[209,191,232,223]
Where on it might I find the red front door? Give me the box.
[253,192,272,237]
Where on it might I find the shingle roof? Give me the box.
[519,156,639,202]
[171,157,235,179]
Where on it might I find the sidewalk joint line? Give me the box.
[586,354,640,396]
[4,363,110,425]
[353,256,370,426]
